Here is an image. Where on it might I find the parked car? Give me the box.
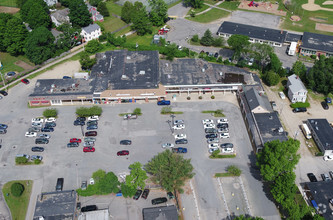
[70,138,81,143]
[220,143,234,149]
[32,122,43,128]
[217,123,229,129]
[172,147,187,153]
[83,147,95,152]
[63,76,71,79]
[87,121,98,126]
[35,138,49,144]
[83,141,94,147]
[21,79,30,84]
[123,114,138,120]
[217,128,229,133]
[175,139,188,144]
[133,190,143,200]
[205,133,218,139]
[41,127,54,132]
[151,197,167,205]
[39,134,50,139]
[141,189,150,199]
[0,90,8,96]
[31,155,43,161]
[81,181,87,190]
[85,131,97,136]
[87,116,99,121]
[307,173,318,182]
[67,142,79,148]
[173,124,185,130]
[174,134,186,140]
[76,117,86,121]
[217,118,228,124]
[207,138,219,144]
[56,178,64,191]
[162,143,174,148]
[292,107,307,113]
[271,101,278,111]
[321,173,330,181]
[0,124,8,129]
[0,129,7,134]
[220,133,230,139]
[28,127,40,132]
[81,205,97,212]
[16,154,29,159]
[25,132,37,137]
[32,118,44,123]
[202,119,214,124]
[324,155,333,161]
[31,147,44,152]
[321,101,329,110]
[174,120,184,125]
[204,123,215,129]
[87,125,98,130]
[279,91,286,99]
[74,120,85,126]
[120,140,132,145]
[214,52,219,58]
[157,100,171,105]
[209,148,219,154]
[221,147,234,153]
[117,150,129,156]
[208,143,219,149]
[326,97,332,104]
[45,122,56,127]
[45,117,56,123]
[167,192,175,199]
[205,128,217,134]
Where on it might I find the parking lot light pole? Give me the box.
[166,120,173,134]
[170,114,175,134]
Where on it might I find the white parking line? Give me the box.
[217,177,231,219]
[238,176,252,216]
[189,179,201,220]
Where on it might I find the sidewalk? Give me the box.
[26,179,43,220]
[0,183,11,220]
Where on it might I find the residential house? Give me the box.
[44,0,58,6]
[81,23,102,42]
[244,87,272,113]
[87,3,104,22]
[306,119,333,156]
[300,32,333,57]
[287,74,307,103]
[50,8,70,27]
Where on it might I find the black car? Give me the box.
[41,127,54,132]
[45,122,56,127]
[205,128,217,134]
[85,131,97,136]
[292,107,307,113]
[87,121,98,126]
[205,133,218,139]
[141,189,150,199]
[307,173,318,182]
[167,192,175,199]
[221,143,234,148]
[120,140,132,145]
[74,120,85,126]
[217,123,229,128]
[321,101,329,110]
[31,146,44,152]
[56,178,64,191]
[35,138,49,144]
[152,197,167,205]
[76,117,86,121]
[175,139,188,144]
[67,142,79,148]
[214,52,219,58]
[133,189,143,200]
[0,90,8,96]
[81,205,97,212]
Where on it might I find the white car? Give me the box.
[45,117,56,123]
[32,118,43,123]
[202,119,214,125]
[279,92,286,100]
[220,133,230,138]
[217,128,229,133]
[173,124,185,130]
[31,122,43,128]
[88,116,99,121]
[174,120,184,125]
[221,148,234,153]
[174,134,186,140]
[39,134,50,139]
[217,118,228,124]
[324,155,333,161]
[25,132,37,137]
[162,143,174,149]
[208,143,219,149]
[209,147,219,154]
[204,123,215,129]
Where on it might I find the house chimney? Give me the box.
[280,29,283,34]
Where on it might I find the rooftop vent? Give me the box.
[219,72,223,76]
[121,75,128,79]
[278,127,284,133]
[71,83,75,88]
[202,68,205,73]
[139,70,145,75]
[50,88,53,93]
[127,56,131,59]
[51,84,56,88]
[316,126,319,130]
[269,116,273,120]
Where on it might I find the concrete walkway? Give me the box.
[0,183,11,220]
[185,1,230,17]
[26,179,43,220]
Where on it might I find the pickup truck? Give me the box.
[123,114,137,120]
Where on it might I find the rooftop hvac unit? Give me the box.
[51,84,56,88]
[278,127,284,133]
[202,68,205,72]
[139,71,145,75]
[121,75,128,79]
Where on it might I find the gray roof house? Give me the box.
[44,0,58,6]
[50,8,70,27]
[287,74,307,103]
[301,32,333,57]
[244,87,272,113]
[217,21,287,47]
[306,119,333,156]
[81,23,102,42]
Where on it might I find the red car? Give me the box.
[21,79,30,84]
[117,150,129,156]
[83,147,95,152]
[70,138,82,143]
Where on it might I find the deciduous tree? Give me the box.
[121,1,133,23]
[97,172,120,194]
[249,43,273,71]
[85,39,103,53]
[97,2,110,17]
[20,0,51,29]
[146,150,195,193]
[131,7,152,35]
[264,70,280,86]
[125,162,148,190]
[148,0,167,26]
[184,0,204,8]
[69,0,92,28]
[291,61,307,79]
[227,34,250,58]
[80,52,97,70]
[89,0,102,6]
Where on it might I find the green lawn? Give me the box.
[126,26,160,45]
[215,173,236,177]
[315,0,333,9]
[115,26,131,37]
[0,52,34,74]
[218,1,240,10]
[168,0,182,8]
[187,8,230,23]
[187,4,210,15]
[2,180,33,220]
[103,16,127,33]
[0,0,17,7]
[105,2,123,16]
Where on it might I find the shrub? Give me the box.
[161,106,172,114]
[43,108,58,118]
[15,157,28,164]
[227,165,241,176]
[199,96,203,99]
[211,149,220,157]
[290,102,310,108]
[133,108,142,115]
[211,95,215,99]
[310,55,317,59]
[34,159,41,165]
[11,183,25,197]
[76,106,102,117]
[191,34,199,42]
[187,96,191,100]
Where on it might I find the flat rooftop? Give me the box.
[307,119,333,150]
[160,59,255,86]
[33,190,76,220]
[90,50,160,92]
[302,32,333,53]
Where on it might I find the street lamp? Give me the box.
[170,115,175,134]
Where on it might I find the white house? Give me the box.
[50,9,70,27]
[287,74,307,103]
[80,23,102,42]
[44,0,58,6]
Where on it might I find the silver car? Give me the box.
[83,141,95,147]
[84,137,96,142]
[207,138,219,144]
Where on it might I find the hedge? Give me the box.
[76,106,102,117]
[290,101,310,108]
[11,183,25,197]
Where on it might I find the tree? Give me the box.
[291,61,307,79]
[267,52,282,73]
[121,182,137,197]
[107,33,126,46]
[256,139,300,182]
[69,0,92,28]
[184,0,204,8]
[80,52,97,70]
[200,29,214,46]
[92,169,106,182]
[20,0,51,29]
[43,108,58,118]
[270,172,297,204]
[97,172,120,194]
[25,26,55,64]
[97,2,110,17]
[213,37,224,47]
[227,165,241,176]
[234,216,264,220]
[227,34,250,58]
[191,34,199,43]
[249,43,273,71]
[89,0,102,6]
[16,0,28,8]
[131,7,152,35]
[148,0,168,26]
[121,1,133,23]
[122,162,148,197]
[146,150,195,193]
[55,24,81,51]
[59,0,70,7]
[164,43,178,61]
[11,183,25,197]
[85,39,103,53]
[264,70,280,86]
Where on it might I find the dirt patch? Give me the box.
[290,15,301,21]
[316,23,333,32]
[14,61,34,71]
[238,1,287,16]
[323,0,333,5]
[310,17,328,22]
[0,6,19,14]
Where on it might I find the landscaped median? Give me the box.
[209,149,236,159]
[2,180,33,220]
[160,107,183,115]
[215,165,242,177]
[201,109,225,117]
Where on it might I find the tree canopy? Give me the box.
[80,52,97,70]
[184,0,204,8]
[249,43,273,71]
[146,150,194,193]
[291,61,307,79]
[121,162,148,197]
[69,0,92,28]
[148,0,168,26]
[25,26,55,64]
[227,34,250,58]
[200,29,214,46]
[121,1,133,23]
[97,2,110,17]
[20,0,51,29]
[131,6,152,35]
